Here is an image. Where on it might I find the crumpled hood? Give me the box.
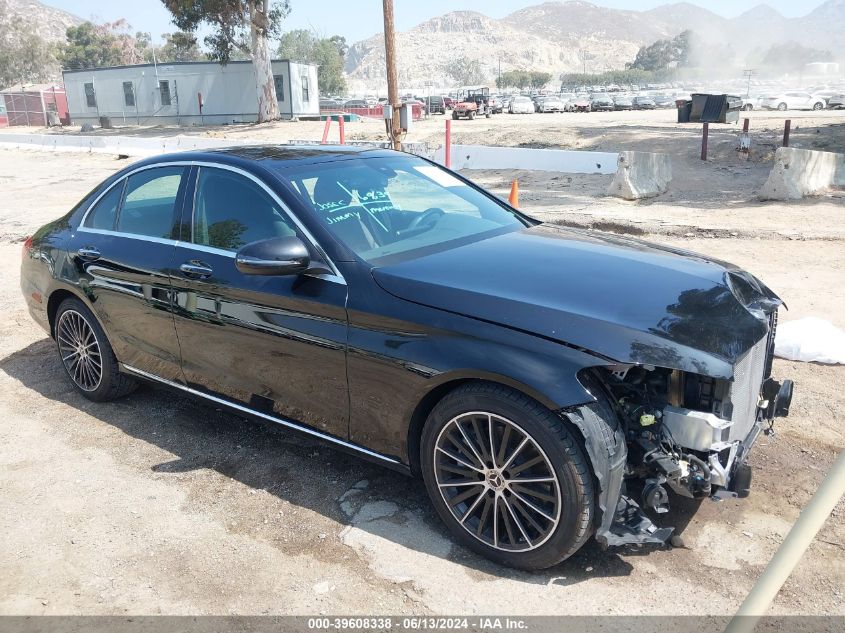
[372,225,780,378]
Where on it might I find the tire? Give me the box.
[452,111,458,120]
[468,110,476,120]
[777,102,787,111]
[743,104,753,111]
[54,297,137,402]
[420,382,595,570]
[813,101,824,110]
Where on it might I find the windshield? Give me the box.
[283,156,526,264]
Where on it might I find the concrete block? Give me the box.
[759,147,845,200]
[607,151,672,200]
[434,144,618,174]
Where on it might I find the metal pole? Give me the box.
[725,449,845,633]
[445,118,451,169]
[700,122,709,160]
[783,119,791,147]
[742,118,750,133]
[382,0,401,151]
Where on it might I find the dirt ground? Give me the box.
[0,108,843,616]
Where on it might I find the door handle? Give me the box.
[77,247,101,262]
[179,261,213,279]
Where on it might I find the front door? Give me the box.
[169,165,349,439]
[70,165,188,382]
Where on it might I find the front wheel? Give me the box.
[813,101,824,110]
[777,102,788,111]
[452,111,459,120]
[421,383,595,570]
[468,110,476,120]
[54,297,137,401]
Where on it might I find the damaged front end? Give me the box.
[588,307,793,550]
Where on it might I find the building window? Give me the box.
[301,76,309,103]
[273,75,285,102]
[84,83,96,108]
[159,80,172,106]
[123,81,135,107]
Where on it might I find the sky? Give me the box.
[43,0,830,45]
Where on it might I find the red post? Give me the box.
[320,117,331,144]
[444,118,452,169]
[742,118,750,133]
[337,114,345,145]
[783,119,791,147]
[700,122,709,161]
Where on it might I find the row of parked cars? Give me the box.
[503,92,674,114]
[742,90,845,111]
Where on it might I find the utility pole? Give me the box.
[382,0,401,151]
[743,68,757,98]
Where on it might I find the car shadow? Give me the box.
[0,337,710,585]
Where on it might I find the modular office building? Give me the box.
[62,59,319,126]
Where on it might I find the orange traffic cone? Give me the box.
[508,180,519,208]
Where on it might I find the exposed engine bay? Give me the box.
[593,311,794,547]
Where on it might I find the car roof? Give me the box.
[132,144,399,172]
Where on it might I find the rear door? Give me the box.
[169,164,350,439]
[71,164,188,382]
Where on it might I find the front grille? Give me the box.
[727,334,769,442]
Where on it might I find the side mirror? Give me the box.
[235,236,310,276]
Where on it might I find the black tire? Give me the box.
[777,102,787,111]
[420,382,595,570]
[452,111,459,120]
[54,297,137,402]
[468,110,476,120]
[813,101,824,110]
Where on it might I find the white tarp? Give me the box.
[774,317,845,364]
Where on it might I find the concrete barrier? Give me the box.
[759,147,845,201]
[432,144,618,174]
[0,133,258,157]
[607,151,672,200]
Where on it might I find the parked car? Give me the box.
[344,99,368,109]
[488,95,503,114]
[570,96,592,112]
[827,93,845,109]
[21,145,793,570]
[508,96,534,114]
[538,96,564,113]
[613,95,633,111]
[558,93,576,111]
[589,93,615,111]
[632,95,656,110]
[319,98,341,110]
[759,92,826,111]
[425,96,446,115]
[452,93,492,120]
[653,94,675,108]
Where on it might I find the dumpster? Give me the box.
[689,94,743,123]
[676,100,692,123]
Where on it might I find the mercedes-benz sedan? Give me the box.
[21,146,792,570]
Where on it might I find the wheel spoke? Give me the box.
[495,424,513,468]
[448,486,481,508]
[509,488,555,522]
[470,417,492,465]
[508,454,545,476]
[511,483,557,503]
[487,414,497,468]
[459,489,486,525]
[500,437,529,471]
[502,495,532,547]
[438,480,483,488]
[499,496,517,546]
[476,496,492,537]
[455,420,485,468]
[511,496,545,535]
[445,431,482,469]
[436,446,484,473]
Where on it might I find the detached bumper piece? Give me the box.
[599,495,674,548]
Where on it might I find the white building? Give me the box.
[62,60,319,126]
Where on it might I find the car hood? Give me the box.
[372,225,780,378]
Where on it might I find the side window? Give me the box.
[116,167,186,239]
[273,74,285,102]
[193,167,297,252]
[84,181,124,230]
[123,81,135,107]
[159,80,172,106]
[84,82,96,107]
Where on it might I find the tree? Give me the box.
[0,1,57,88]
[445,56,485,86]
[162,0,291,122]
[496,70,550,90]
[628,29,695,72]
[159,31,204,62]
[528,71,551,89]
[759,42,832,73]
[278,29,346,95]
[59,22,124,70]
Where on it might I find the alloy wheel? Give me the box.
[433,411,561,552]
[57,309,103,392]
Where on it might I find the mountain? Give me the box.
[344,1,845,91]
[2,0,82,42]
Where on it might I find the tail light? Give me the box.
[22,236,33,260]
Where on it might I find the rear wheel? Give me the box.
[54,297,137,402]
[468,110,476,120]
[777,102,787,111]
[813,101,824,110]
[421,382,595,570]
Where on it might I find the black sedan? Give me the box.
[21,146,792,570]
